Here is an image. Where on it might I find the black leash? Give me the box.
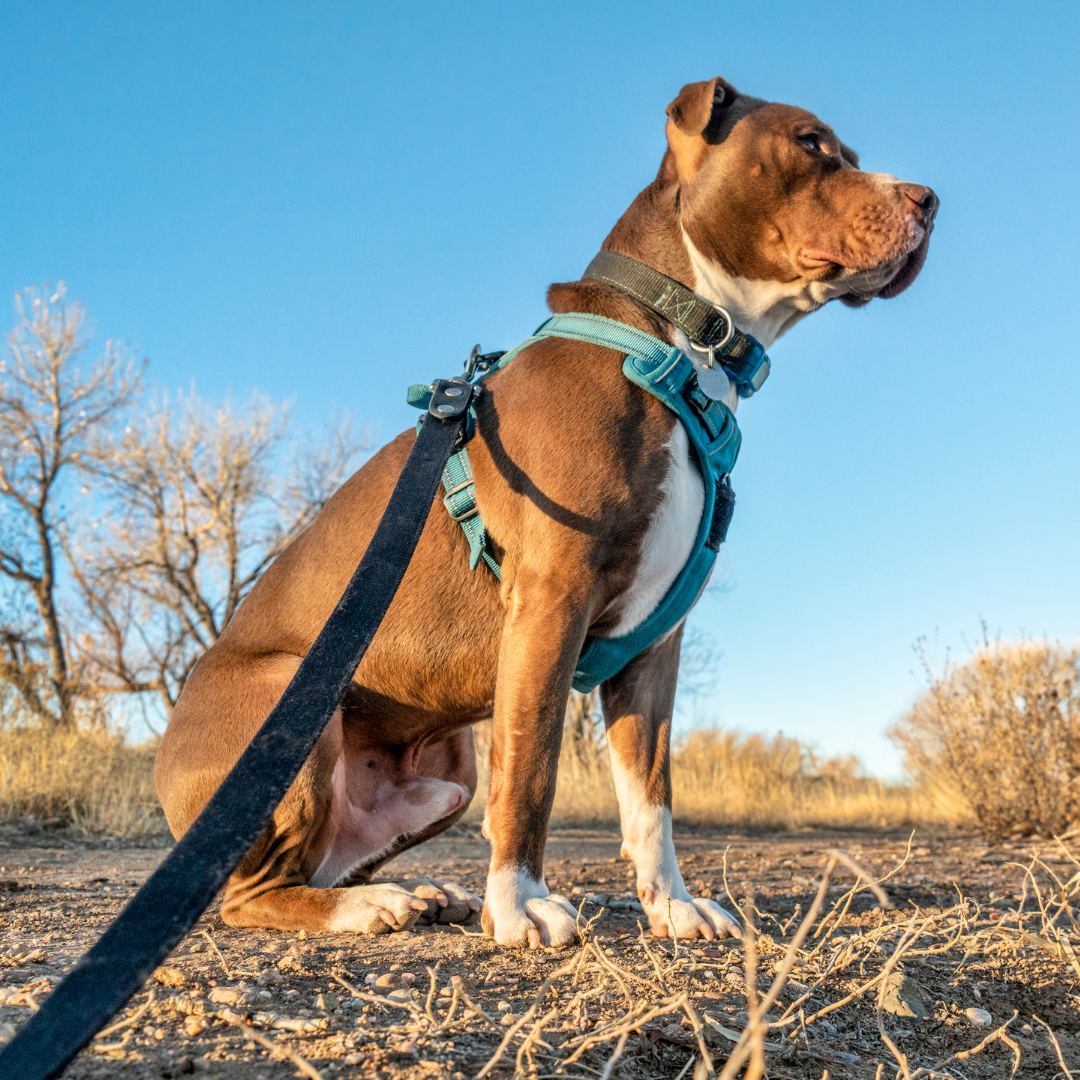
[0,381,476,1080]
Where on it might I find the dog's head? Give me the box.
[662,77,937,336]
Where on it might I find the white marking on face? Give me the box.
[609,422,704,637]
[310,757,467,888]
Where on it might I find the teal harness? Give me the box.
[408,260,771,692]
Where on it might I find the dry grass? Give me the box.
[470,694,949,830]
[891,637,1080,839]
[100,835,1079,1079]
[0,726,166,836]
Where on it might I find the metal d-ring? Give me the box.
[697,306,736,367]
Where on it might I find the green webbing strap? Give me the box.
[441,447,502,580]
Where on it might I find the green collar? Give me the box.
[582,250,771,397]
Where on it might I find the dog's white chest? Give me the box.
[609,422,704,637]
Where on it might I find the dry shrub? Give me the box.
[669,729,922,829]
[891,638,1080,839]
[0,726,166,837]
[468,693,936,830]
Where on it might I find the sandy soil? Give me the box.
[0,824,1075,1079]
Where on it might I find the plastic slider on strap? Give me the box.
[443,480,479,523]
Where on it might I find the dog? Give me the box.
[155,76,937,948]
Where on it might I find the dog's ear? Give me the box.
[664,77,751,181]
[665,77,739,137]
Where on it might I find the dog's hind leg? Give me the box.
[600,625,740,941]
[156,650,479,933]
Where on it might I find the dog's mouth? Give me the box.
[837,229,933,308]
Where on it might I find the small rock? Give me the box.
[496,1000,512,1012]
[833,1051,861,1064]
[373,973,402,995]
[183,1016,208,1037]
[208,987,249,1007]
[344,1054,362,1066]
[256,968,282,987]
[585,893,607,906]
[439,985,453,998]
[386,988,413,1005]
[500,1012,516,1026]
[0,1023,15,1044]
[965,1008,993,1028]
[400,972,417,985]
[881,972,930,1021]
[314,993,338,1011]
[398,1040,419,1055]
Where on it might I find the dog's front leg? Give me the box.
[601,627,740,941]
[480,572,586,949]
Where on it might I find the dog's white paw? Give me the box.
[480,869,578,949]
[399,879,482,924]
[327,883,429,934]
[483,894,578,949]
[643,890,740,940]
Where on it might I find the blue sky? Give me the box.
[1,2,1078,774]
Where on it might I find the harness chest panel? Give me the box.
[409,312,747,692]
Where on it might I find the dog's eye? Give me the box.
[796,132,823,152]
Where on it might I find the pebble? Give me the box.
[500,1013,516,1026]
[584,893,607,906]
[496,1000,512,1012]
[965,1008,993,1027]
[387,988,414,1005]
[208,987,248,1007]
[314,993,339,1011]
[373,973,402,995]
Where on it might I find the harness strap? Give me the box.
[441,448,502,579]
[582,250,770,397]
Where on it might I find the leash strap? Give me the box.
[0,393,473,1080]
[582,250,770,397]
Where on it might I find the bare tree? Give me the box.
[0,285,141,729]
[73,391,363,713]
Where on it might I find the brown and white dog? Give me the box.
[155,77,937,948]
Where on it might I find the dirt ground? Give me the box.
[0,823,1076,1079]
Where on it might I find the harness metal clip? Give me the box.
[464,344,507,381]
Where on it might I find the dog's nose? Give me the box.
[900,183,939,226]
